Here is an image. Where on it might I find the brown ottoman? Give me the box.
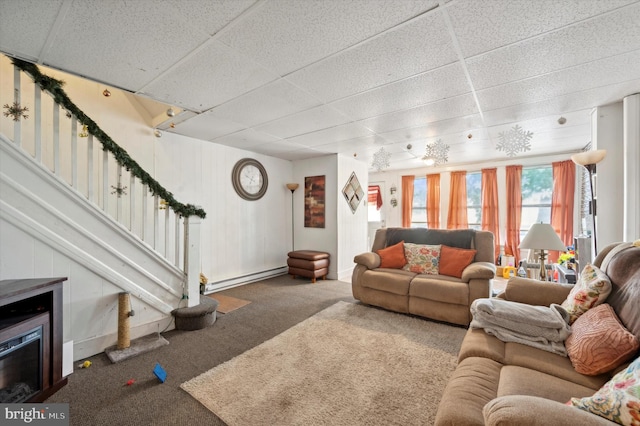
[287,250,330,283]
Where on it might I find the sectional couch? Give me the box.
[435,241,640,425]
[352,227,496,326]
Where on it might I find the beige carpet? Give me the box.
[181,301,466,425]
[208,293,251,314]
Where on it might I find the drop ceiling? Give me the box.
[1,0,639,171]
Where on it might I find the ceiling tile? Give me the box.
[141,41,278,112]
[313,135,387,154]
[207,79,321,127]
[248,140,309,157]
[286,9,458,102]
[329,62,470,120]
[359,94,479,133]
[0,0,63,61]
[254,105,351,139]
[447,0,636,58]
[466,3,640,90]
[377,113,483,144]
[171,111,245,141]
[217,0,439,76]
[210,128,282,150]
[41,0,210,91]
[286,122,374,147]
[172,0,257,36]
[476,51,640,112]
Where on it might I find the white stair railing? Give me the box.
[2,58,204,306]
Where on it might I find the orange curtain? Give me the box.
[505,165,523,264]
[550,160,575,262]
[368,185,382,210]
[401,175,414,227]
[426,173,440,229]
[447,171,468,229]
[481,168,500,262]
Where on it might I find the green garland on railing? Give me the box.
[11,58,206,219]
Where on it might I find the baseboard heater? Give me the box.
[203,266,288,293]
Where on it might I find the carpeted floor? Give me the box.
[45,275,466,425]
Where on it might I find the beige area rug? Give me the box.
[207,294,251,314]
[181,301,467,425]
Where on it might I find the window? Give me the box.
[466,172,481,230]
[411,177,426,228]
[520,166,553,239]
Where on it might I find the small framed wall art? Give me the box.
[304,175,325,228]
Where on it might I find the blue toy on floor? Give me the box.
[153,363,167,383]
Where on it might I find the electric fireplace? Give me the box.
[0,278,67,402]
[0,313,49,403]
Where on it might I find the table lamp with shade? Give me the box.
[519,223,567,281]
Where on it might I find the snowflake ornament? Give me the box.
[3,101,29,121]
[496,125,533,157]
[371,147,391,171]
[422,139,450,165]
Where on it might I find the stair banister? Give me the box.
[4,56,205,308]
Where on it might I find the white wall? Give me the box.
[623,94,640,241]
[337,155,369,280]
[153,132,293,285]
[591,103,625,249]
[291,154,369,280]
[292,155,338,278]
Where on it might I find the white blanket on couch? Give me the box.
[470,298,571,356]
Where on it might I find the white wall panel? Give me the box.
[337,155,369,280]
[592,104,624,250]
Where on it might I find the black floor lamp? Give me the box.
[571,149,607,254]
[286,183,299,250]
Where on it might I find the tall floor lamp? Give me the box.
[286,183,299,250]
[571,149,607,254]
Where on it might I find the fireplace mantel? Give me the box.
[0,277,68,402]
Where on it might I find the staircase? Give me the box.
[0,56,204,360]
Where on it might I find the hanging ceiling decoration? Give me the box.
[496,125,533,157]
[371,147,392,171]
[422,139,449,166]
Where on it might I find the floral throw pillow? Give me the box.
[561,263,612,324]
[569,356,640,425]
[402,243,441,275]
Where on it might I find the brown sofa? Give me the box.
[435,241,640,425]
[352,228,496,326]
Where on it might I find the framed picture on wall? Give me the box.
[342,172,364,214]
[305,175,325,228]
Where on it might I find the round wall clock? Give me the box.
[231,158,268,201]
